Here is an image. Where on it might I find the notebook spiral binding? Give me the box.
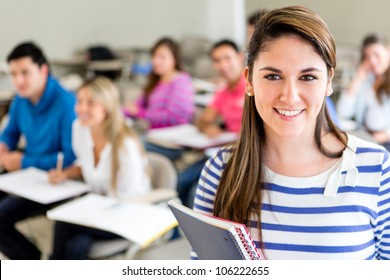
[228,231,247,260]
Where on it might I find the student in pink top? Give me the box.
[124,37,195,129]
[124,37,195,160]
[196,40,245,136]
[179,39,245,207]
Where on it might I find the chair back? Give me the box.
[147,152,177,191]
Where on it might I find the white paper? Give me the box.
[0,167,91,204]
[47,193,178,246]
[147,124,238,150]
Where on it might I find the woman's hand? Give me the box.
[356,59,372,81]
[124,102,139,116]
[345,60,372,97]
[48,169,67,184]
[203,125,222,138]
[372,131,390,144]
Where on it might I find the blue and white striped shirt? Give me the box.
[193,134,390,259]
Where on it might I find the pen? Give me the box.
[56,152,64,173]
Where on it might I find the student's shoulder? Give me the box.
[72,119,89,137]
[207,145,234,168]
[348,133,389,162]
[50,76,76,102]
[174,72,193,85]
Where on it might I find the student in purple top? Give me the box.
[124,37,195,128]
[124,37,195,160]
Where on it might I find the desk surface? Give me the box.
[147,124,238,150]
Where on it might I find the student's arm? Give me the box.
[345,61,371,97]
[22,102,76,170]
[137,75,195,127]
[364,93,390,143]
[123,95,145,117]
[337,62,371,121]
[48,165,82,184]
[195,106,222,137]
[0,143,9,158]
[376,150,390,259]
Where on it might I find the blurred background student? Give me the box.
[49,77,151,259]
[177,39,246,208]
[337,33,390,135]
[246,9,269,44]
[0,42,76,260]
[357,34,390,150]
[123,37,195,160]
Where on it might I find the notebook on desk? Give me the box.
[0,167,91,204]
[47,193,178,247]
[147,124,238,150]
[167,200,263,260]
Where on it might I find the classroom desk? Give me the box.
[51,56,87,76]
[146,124,238,151]
[192,78,216,107]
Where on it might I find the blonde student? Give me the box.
[193,6,390,260]
[49,76,151,259]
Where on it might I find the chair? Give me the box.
[87,152,178,259]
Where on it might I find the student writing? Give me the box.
[49,77,151,259]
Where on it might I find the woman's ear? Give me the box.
[326,68,334,97]
[244,67,254,96]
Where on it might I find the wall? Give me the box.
[0,0,209,60]
[2,0,388,62]
[246,0,390,48]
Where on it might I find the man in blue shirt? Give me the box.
[0,42,76,259]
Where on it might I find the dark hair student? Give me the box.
[192,6,390,260]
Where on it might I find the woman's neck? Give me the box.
[160,70,178,83]
[264,128,343,177]
[90,125,107,143]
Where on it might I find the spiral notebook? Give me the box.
[167,200,262,260]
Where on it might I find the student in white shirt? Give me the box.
[337,33,390,140]
[49,76,151,259]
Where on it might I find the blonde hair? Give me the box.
[78,76,147,191]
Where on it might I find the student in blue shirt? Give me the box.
[0,42,76,259]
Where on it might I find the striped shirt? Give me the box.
[135,72,195,128]
[193,134,390,260]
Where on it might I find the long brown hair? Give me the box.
[212,6,347,249]
[79,77,147,191]
[143,37,182,104]
[361,33,390,102]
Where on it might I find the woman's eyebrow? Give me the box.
[258,66,322,73]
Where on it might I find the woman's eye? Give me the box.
[265,74,281,80]
[300,75,317,81]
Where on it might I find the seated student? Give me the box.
[337,33,390,130]
[247,9,269,44]
[49,77,151,259]
[0,42,76,260]
[177,39,245,207]
[124,37,195,128]
[124,37,195,160]
[193,6,390,259]
[353,35,390,149]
